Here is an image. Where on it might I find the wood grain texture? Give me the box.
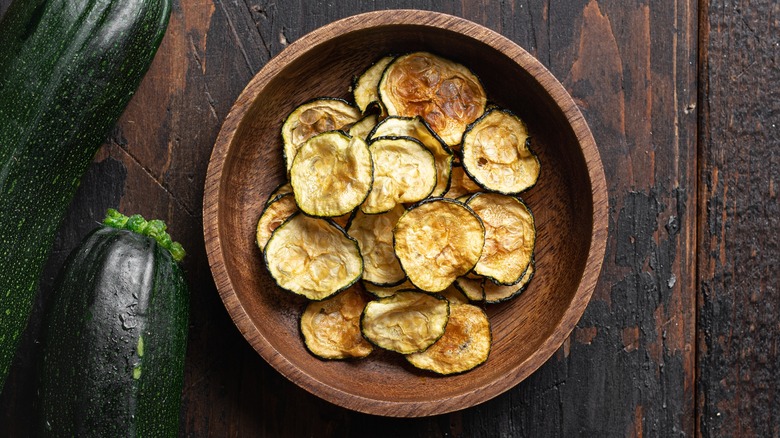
[0,0,706,435]
[697,1,780,436]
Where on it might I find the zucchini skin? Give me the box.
[38,226,189,436]
[0,0,171,390]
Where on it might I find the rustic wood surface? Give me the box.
[0,0,775,436]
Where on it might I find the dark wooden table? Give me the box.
[1,1,777,436]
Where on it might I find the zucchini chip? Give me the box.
[368,116,453,196]
[362,279,414,298]
[393,199,485,292]
[282,98,362,172]
[484,258,535,304]
[290,131,373,217]
[378,52,487,147]
[348,114,379,141]
[300,285,373,360]
[467,193,535,285]
[353,56,394,113]
[454,275,485,301]
[461,109,540,194]
[361,291,449,354]
[443,164,482,199]
[406,304,491,375]
[347,205,406,286]
[264,213,363,300]
[361,137,436,214]
[256,193,298,250]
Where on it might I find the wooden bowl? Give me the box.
[203,10,607,417]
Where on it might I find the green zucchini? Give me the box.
[38,210,188,436]
[0,0,171,390]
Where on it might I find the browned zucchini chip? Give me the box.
[300,285,373,360]
[454,275,484,301]
[353,56,394,113]
[466,192,535,284]
[347,205,406,286]
[360,291,449,354]
[361,137,436,214]
[378,52,487,147]
[264,213,363,300]
[484,258,535,303]
[348,114,379,141]
[362,279,414,298]
[256,193,298,250]
[282,98,362,172]
[394,199,485,292]
[290,131,373,217]
[367,116,453,196]
[461,108,540,194]
[406,304,491,375]
[443,164,481,199]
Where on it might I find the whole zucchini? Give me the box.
[38,210,188,436]
[0,0,171,390]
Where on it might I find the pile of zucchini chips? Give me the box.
[256,52,540,375]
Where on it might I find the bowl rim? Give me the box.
[203,9,608,417]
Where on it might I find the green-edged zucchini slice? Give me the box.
[353,56,394,113]
[443,164,482,199]
[348,114,379,141]
[360,291,449,354]
[378,52,487,148]
[466,192,535,285]
[361,137,436,214]
[461,109,540,194]
[454,275,485,301]
[256,193,298,250]
[367,116,453,196]
[266,182,293,205]
[291,131,373,217]
[393,198,485,292]
[484,258,535,303]
[362,279,414,298]
[264,213,363,300]
[406,304,491,375]
[300,285,373,359]
[347,205,406,286]
[282,98,362,172]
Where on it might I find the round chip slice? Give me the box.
[368,116,453,196]
[454,275,485,301]
[291,131,373,217]
[379,52,487,147]
[361,137,436,214]
[347,205,406,286]
[393,198,485,292]
[406,303,491,375]
[282,98,362,172]
[264,213,363,300]
[461,108,540,194]
[300,285,373,360]
[256,193,298,250]
[484,258,535,304]
[266,182,293,205]
[438,285,470,305]
[467,192,535,285]
[360,291,449,354]
[353,56,394,113]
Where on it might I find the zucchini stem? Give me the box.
[103,209,186,261]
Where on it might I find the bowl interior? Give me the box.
[210,15,598,416]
